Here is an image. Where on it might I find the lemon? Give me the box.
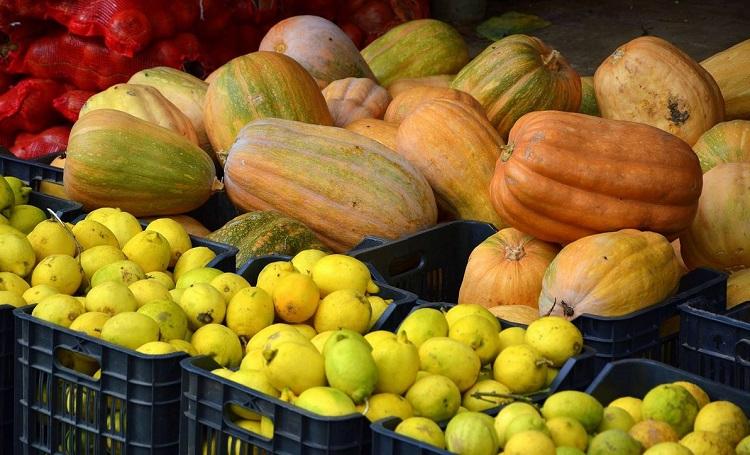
[85,281,138,315]
[175,267,223,289]
[737,436,750,455]
[100,312,160,350]
[310,330,335,353]
[642,384,699,437]
[99,210,142,248]
[505,413,550,442]
[173,246,216,282]
[122,231,171,273]
[0,290,27,307]
[138,300,188,340]
[69,312,110,338]
[397,308,449,348]
[494,402,542,448]
[292,324,316,340]
[168,339,197,356]
[311,254,373,296]
[294,386,357,416]
[449,314,500,365]
[90,260,145,288]
[71,220,119,250]
[211,368,234,379]
[599,406,636,433]
[273,273,320,323]
[145,271,175,290]
[406,374,461,422]
[7,205,46,234]
[79,245,126,283]
[225,286,274,342]
[209,272,250,303]
[0,177,17,211]
[256,261,295,295]
[263,340,326,394]
[610,396,643,423]
[128,279,172,308]
[32,294,84,328]
[681,431,735,455]
[264,329,313,353]
[169,287,184,305]
[229,369,279,403]
[546,367,559,387]
[27,220,78,261]
[0,232,36,276]
[240,348,265,371]
[314,289,371,334]
[181,282,227,330]
[693,400,749,446]
[325,338,378,403]
[462,379,513,412]
[542,390,604,434]
[4,176,30,205]
[372,331,419,395]
[445,412,500,455]
[22,284,58,304]
[629,419,679,449]
[419,337,481,392]
[84,207,120,224]
[546,416,588,451]
[145,219,192,267]
[361,393,413,422]
[291,249,328,276]
[493,344,548,394]
[0,271,30,295]
[445,303,501,331]
[395,417,445,449]
[643,442,694,455]
[673,381,710,409]
[498,326,527,352]
[191,323,243,368]
[367,296,389,329]
[246,323,297,352]
[525,316,583,367]
[364,330,396,348]
[31,254,84,295]
[137,341,178,355]
[504,430,556,455]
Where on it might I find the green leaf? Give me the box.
[476,11,551,41]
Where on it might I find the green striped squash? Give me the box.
[65,109,218,216]
[451,34,581,138]
[579,76,600,116]
[361,19,468,88]
[203,51,333,165]
[692,120,750,173]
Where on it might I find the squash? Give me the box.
[361,19,468,87]
[224,118,437,252]
[458,228,559,309]
[594,36,724,146]
[383,85,483,124]
[489,111,703,245]
[259,15,375,88]
[451,34,581,138]
[388,74,455,98]
[79,83,199,145]
[539,229,683,319]
[701,38,750,120]
[322,77,391,127]
[727,268,750,309]
[65,109,218,216]
[396,98,505,226]
[207,211,329,268]
[692,120,750,173]
[488,305,540,325]
[680,162,750,272]
[203,51,333,166]
[345,118,398,150]
[579,76,599,116]
[128,67,213,157]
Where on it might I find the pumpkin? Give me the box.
[539,229,683,319]
[383,85,483,124]
[488,305,540,325]
[594,36,724,146]
[345,118,398,150]
[458,228,559,309]
[79,83,199,145]
[224,118,437,252]
[727,268,750,309]
[207,211,329,268]
[396,98,505,226]
[361,19,468,87]
[388,74,455,98]
[128,67,213,158]
[322,77,391,127]
[692,120,750,173]
[259,15,375,88]
[203,51,333,166]
[65,109,218,216]
[579,76,599,116]
[701,38,750,120]
[489,111,703,245]
[680,162,750,272]
[451,34,581,138]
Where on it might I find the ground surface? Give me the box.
[434,0,750,75]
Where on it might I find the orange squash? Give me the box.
[387,74,455,98]
[488,305,540,325]
[458,228,560,309]
[595,36,724,146]
[322,78,391,127]
[727,268,750,309]
[345,118,398,150]
[384,85,483,124]
[490,111,703,245]
[396,98,505,226]
[701,38,750,120]
[692,120,750,172]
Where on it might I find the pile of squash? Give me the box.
[60,14,750,317]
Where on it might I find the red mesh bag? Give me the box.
[11,125,70,160]
[53,89,94,122]
[0,0,49,21]
[0,78,64,136]
[336,0,430,47]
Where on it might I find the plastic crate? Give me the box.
[0,153,64,191]
[678,297,750,389]
[237,255,418,333]
[0,304,12,455]
[14,305,187,454]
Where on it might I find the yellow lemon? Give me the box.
[181,282,227,330]
[292,324,317,340]
[69,312,110,338]
[226,286,274,343]
[22,284,58,305]
[191,323,243,368]
[693,400,749,446]
[397,307,449,348]
[27,219,77,261]
[311,254,373,296]
[128,279,172,308]
[272,273,319,323]
[85,281,138,315]
[360,393,413,422]
[291,249,328,276]
[525,316,583,367]
[122,231,171,273]
[31,254,84,295]
[395,417,445,449]
[240,348,265,371]
[168,339,197,356]
[493,344,549,394]
[610,396,643,423]
[294,386,357,417]
[90,260,145,288]
[209,272,250,303]
[371,331,419,395]
[310,330,336,353]
[173,246,216,282]
[98,210,142,248]
[71,220,119,250]
[138,300,188,340]
[145,271,175,290]
[145,218,192,267]
[79,245,126,283]
[313,289,371,334]
[445,303,501,331]
[449,314,500,365]
[367,296,389,330]
[100,312,160,350]
[0,232,36,276]
[673,381,710,409]
[7,205,46,234]
[136,341,178,355]
[246,323,297,352]
[0,289,27,307]
[462,379,513,412]
[255,261,295,295]
[364,330,396,348]
[405,374,461,422]
[263,341,325,394]
[498,326,527,352]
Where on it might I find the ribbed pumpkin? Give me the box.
[488,305,540,325]
[79,83,199,145]
[128,67,212,156]
[701,38,750,120]
[384,86,483,124]
[692,120,750,172]
[727,268,750,309]
[203,51,333,165]
[65,109,218,216]
[490,111,703,244]
[539,229,683,319]
[322,77,391,127]
[388,74,455,98]
[594,36,724,146]
[579,76,599,116]
[224,118,437,252]
[451,34,581,138]
[259,15,375,88]
[361,19,468,87]
[458,228,560,309]
[397,98,505,226]
[345,118,398,150]
[680,163,750,272]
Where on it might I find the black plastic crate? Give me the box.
[238,254,418,333]
[28,191,84,222]
[0,153,64,191]
[14,305,187,454]
[679,297,750,389]
[0,305,12,455]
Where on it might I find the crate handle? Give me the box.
[54,346,101,381]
